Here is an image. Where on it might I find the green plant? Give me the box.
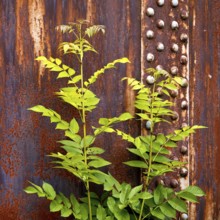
[24,20,205,220]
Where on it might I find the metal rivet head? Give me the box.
[171,111,179,120]
[170,90,179,98]
[171,43,179,52]
[181,100,188,109]
[171,21,179,30]
[170,179,179,188]
[146,30,154,39]
[157,42,165,51]
[146,75,155,84]
[181,78,188,87]
[180,55,188,65]
[181,213,189,220]
[180,33,188,42]
[146,7,155,17]
[180,145,188,155]
[157,0,165,6]
[180,167,188,177]
[146,53,154,62]
[146,121,152,130]
[170,66,179,75]
[181,10,189,20]
[156,65,163,70]
[171,0,179,7]
[157,19,165,29]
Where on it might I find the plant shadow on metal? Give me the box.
[24,20,205,220]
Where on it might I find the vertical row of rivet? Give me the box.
[142,1,189,218]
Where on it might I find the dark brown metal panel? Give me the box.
[0,0,141,219]
[189,0,220,219]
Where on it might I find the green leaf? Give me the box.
[50,200,63,212]
[87,147,105,155]
[68,75,82,84]
[24,186,38,194]
[51,66,63,72]
[119,112,133,121]
[81,135,95,148]
[123,160,148,169]
[55,58,62,65]
[177,191,198,203]
[56,121,69,130]
[42,182,56,200]
[88,158,111,168]
[68,68,76,76]
[154,185,164,205]
[61,206,72,217]
[96,204,107,220]
[160,203,176,218]
[181,186,205,197]
[69,118,79,134]
[36,56,47,61]
[57,71,69,78]
[85,25,105,37]
[128,185,143,199]
[168,197,187,213]
[151,208,166,220]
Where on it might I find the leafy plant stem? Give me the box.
[139,82,156,220]
[78,24,92,220]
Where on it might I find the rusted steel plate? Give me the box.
[141,0,190,195]
[0,0,141,219]
[189,1,220,219]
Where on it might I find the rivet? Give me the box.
[146,75,155,84]
[170,90,179,98]
[157,0,165,6]
[146,7,155,17]
[170,66,179,75]
[146,121,152,130]
[155,178,165,186]
[156,65,164,70]
[157,19,165,29]
[180,33,188,42]
[180,55,188,65]
[146,30,154,39]
[157,42,165,52]
[180,167,188,177]
[181,122,188,128]
[181,213,189,220]
[181,78,188,87]
[181,100,188,109]
[171,43,179,52]
[181,10,189,20]
[170,179,179,188]
[171,21,179,30]
[180,145,188,155]
[171,111,179,120]
[171,0,179,7]
[146,53,155,62]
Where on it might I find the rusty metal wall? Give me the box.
[0,1,141,219]
[0,0,219,219]
[189,1,220,220]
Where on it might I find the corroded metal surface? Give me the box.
[0,0,140,219]
[141,0,190,193]
[0,0,219,219]
[189,1,220,219]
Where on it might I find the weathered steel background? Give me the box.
[0,0,219,219]
[189,0,220,220]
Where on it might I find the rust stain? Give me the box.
[15,0,25,65]
[28,0,46,86]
